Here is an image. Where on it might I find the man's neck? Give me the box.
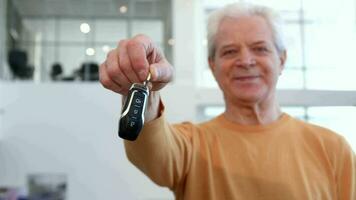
[223,98,282,126]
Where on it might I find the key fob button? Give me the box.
[129,121,136,127]
[118,83,149,141]
[135,98,142,104]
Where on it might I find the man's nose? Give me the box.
[235,49,256,67]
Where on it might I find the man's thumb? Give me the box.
[149,62,173,83]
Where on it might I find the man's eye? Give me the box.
[254,47,269,53]
[223,49,237,55]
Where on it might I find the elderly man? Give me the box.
[100,2,355,200]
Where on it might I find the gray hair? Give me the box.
[207,2,286,59]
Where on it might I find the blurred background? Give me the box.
[0,0,355,199]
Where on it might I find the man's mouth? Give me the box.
[234,75,260,81]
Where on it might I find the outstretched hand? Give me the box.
[99,34,174,95]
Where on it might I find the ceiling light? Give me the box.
[168,38,175,46]
[86,48,95,56]
[102,45,111,53]
[119,6,128,13]
[80,23,91,34]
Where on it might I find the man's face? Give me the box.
[209,16,286,105]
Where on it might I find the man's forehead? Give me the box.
[216,30,274,47]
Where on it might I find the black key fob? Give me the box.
[119,83,149,141]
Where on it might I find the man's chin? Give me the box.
[230,91,264,105]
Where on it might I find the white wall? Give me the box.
[0,82,196,199]
[173,0,202,87]
[0,82,3,140]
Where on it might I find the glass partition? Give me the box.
[3,0,172,82]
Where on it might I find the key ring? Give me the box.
[143,72,151,86]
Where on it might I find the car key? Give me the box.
[118,73,151,141]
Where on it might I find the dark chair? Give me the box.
[8,49,34,80]
[50,63,63,81]
[76,62,99,81]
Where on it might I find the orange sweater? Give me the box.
[124,111,356,200]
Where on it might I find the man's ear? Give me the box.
[279,50,287,74]
[208,57,216,72]
[209,57,220,83]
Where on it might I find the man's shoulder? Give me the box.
[288,116,345,146]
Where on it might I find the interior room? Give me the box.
[0,0,355,199]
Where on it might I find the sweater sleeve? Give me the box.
[124,103,194,190]
[336,137,356,200]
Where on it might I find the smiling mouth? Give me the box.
[234,75,260,81]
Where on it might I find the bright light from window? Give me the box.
[204,106,224,117]
[119,6,128,13]
[202,39,208,46]
[86,48,95,56]
[308,106,356,151]
[80,23,91,34]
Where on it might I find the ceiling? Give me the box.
[11,0,170,19]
